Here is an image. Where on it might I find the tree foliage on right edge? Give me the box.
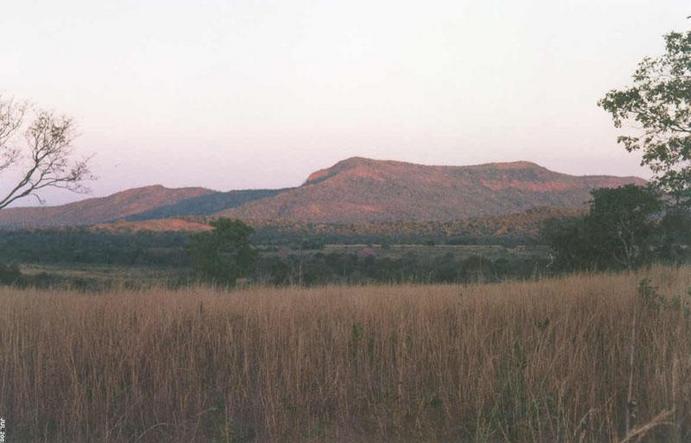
[585,185,663,269]
[188,218,257,285]
[542,185,689,271]
[598,30,690,205]
[556,28,691,273]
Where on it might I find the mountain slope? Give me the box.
[91,218,213,233]
[125,189,286,221]
[0,185,214,229]
[218,157,645,222]
[0,157,647,229]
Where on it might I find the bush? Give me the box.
[0,263,22,285]
[188,218,257,285]
[542,185,669,271]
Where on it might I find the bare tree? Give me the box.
[0,96,93,209]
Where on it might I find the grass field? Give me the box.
[1,267,690,442]
[273,243,549,261]
[19,263,188,289]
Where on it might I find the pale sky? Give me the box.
[1,0,689,205]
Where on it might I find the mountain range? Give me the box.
[0,157,645,230]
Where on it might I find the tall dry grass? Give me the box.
[0,267,690,442]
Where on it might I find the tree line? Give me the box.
[542,185,690,271]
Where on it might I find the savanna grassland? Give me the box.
[1,268,690,442]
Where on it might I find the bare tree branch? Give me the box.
[0,96,27,174]
[0,96,94,210]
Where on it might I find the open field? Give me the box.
[1,267,690,442]
[20,263,184,282]
[18,263,189,289]
[320,244,549,261]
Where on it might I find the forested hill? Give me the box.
[0,157,644,229]
[218,157,645,222]
[0,185,214,229]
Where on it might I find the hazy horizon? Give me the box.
[2,0,689,206]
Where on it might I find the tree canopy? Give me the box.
[542,185,668,271]
[188,218,257,285]
[598,31,690,204]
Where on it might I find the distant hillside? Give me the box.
[218,157,645,222]
[0,185,213,229]
[90,218,213,233]
[85,206,581,242]
[250,206,586,244]
[125,189,285,221]
[0,157,646,229]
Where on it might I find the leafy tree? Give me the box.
[541,216,594,271]
[656,206,691,264]
[461,255,496,283]
[0,96,93,208]
[598,31,690,205]
[188,218,257,285]
[542,185,663,271]
[0,263,22,285]
[586,185,663,269]
[431,252,460,283]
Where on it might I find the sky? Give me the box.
[1,0,689,205]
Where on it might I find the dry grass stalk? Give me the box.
[0,266,689,442]
[618,409,674,443]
